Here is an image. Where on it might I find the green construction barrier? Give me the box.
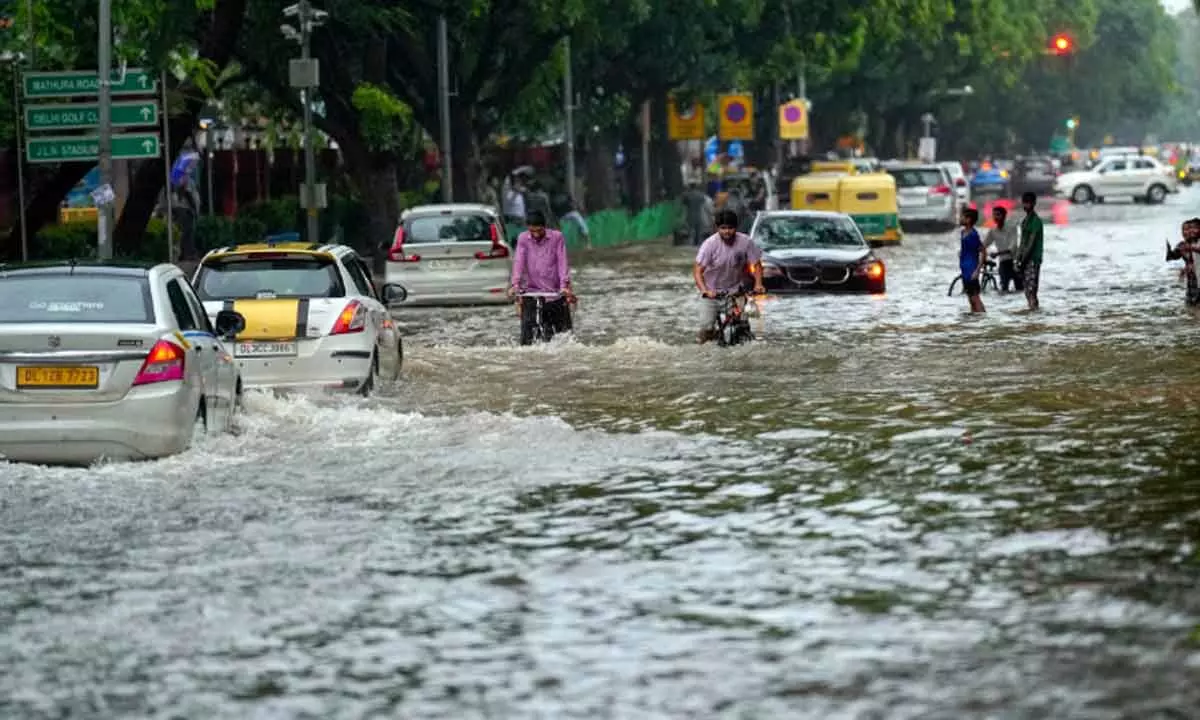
[506,203,680,251]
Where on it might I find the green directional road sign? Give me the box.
[22,69,157,98]
[25,101,159,131]
[26,134,161,163]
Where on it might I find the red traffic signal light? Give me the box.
[1051,34,1072,54]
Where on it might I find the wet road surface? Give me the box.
[2,193,1200,718]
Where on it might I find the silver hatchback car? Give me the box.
[887,163,960,229]
[0,263,245,465]
[384,203,513,306]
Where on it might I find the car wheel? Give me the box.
[1071,185,1094,204]
[1147,184,1167,204]
[358,352,379,397]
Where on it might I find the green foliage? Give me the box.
[351,82,413,150]
[33,218,174,261]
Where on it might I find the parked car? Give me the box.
[886,163,959,229]
[749,210,886,294]
[1054,155,1177,204]
[0,262,244,465]
[939,161,971,205]
[384,203,513,306]
[1011,155,1058,197]
[194,240,404,395]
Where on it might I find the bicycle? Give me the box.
[517,291,573,345]
[709,291,758,346]
[947,259,1000,296]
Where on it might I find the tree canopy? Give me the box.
[0,0,1187,258]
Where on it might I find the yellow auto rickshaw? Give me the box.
[809,160,857,175]
[790,173,902,246]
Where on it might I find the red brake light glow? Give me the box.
[132,340,186,386]
[330,301,366,335]
[387,227,420,262]
[475,224,510,260]
[930,184,952,195]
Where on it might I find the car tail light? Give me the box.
[132,339,185,386]
[330,300,367,335]
[955,178,967,187]
[930,184,952,195]
[475,224,510,260]
[387,227,420,262]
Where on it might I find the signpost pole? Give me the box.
[96,0,114,259]
[11,64,28,261]
[160,69,174,261]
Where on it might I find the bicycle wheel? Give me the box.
[947,276,962,297]
[982,274,999,294]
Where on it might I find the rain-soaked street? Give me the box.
[3,194,1200,718]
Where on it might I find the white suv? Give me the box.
[1055,155,1177,204]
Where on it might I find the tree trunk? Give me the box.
[113,0,248,258]
[448,108,481,203]
[1,164,93,260]
[621,108,645,212]
[584,132,617,212]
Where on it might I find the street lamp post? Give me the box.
[563,36,576,205]
[282,1,327,244]
[436,14,452,202]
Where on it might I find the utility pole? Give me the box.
[284,1,327,243]
[563,36,576,204]
[436,14,452,201]
[97,0,114,258]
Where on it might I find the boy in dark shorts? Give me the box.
[1016,192,1044,311]
[959,207,986,313]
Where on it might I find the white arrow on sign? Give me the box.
[142,139,155,152]
[138,75,149,88]
[140,107,152,120]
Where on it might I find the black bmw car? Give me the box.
[750,211,886,294]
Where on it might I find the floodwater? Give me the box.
[3,193,1199,719]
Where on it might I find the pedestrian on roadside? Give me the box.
[680,182,714,246]
[502,172,527,226]
[1016,191,1044,311]
[958,206,986,313]
[983,205,1022,292]
[1166,218,1200,307]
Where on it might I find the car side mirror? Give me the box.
[382,283,407,304]
[214,310,245,339]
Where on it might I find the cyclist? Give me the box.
[508,210,575,345]
[693,208,765,344]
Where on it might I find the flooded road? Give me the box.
[3,194,1200,718]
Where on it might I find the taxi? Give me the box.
[193,238,405,395]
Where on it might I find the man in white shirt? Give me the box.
[502,172,527,227]
[983,205,1022,292]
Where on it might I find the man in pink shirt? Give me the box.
[508,210,575,344]
[693,209,764,343]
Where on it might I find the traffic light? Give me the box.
[1051,33,1073,55]
[1066,117,1077,130]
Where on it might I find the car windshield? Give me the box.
[754,216,865,249]
[195,257,344,300]
[889,168,943,188]
[405,214,492,244]
[0,273,153,323]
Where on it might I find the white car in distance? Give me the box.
[1055,155,1177,204]
[384,204,513,306]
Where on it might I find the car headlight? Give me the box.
[761,262,783,278]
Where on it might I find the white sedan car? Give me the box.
[0,262,244,465]
[1055,155,1178,204]
[193,241,404,395]
[384,203,513,306]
